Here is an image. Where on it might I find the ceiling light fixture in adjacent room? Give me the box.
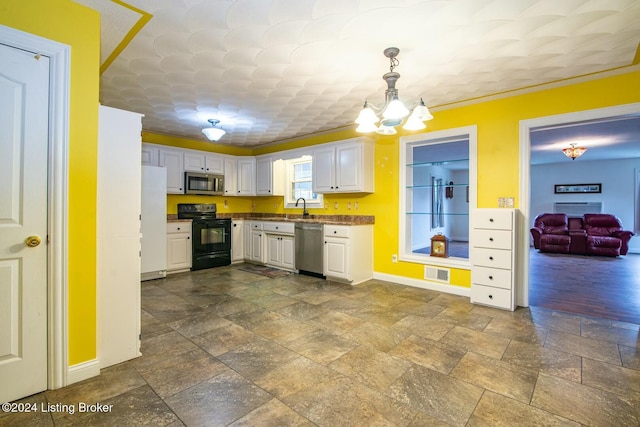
[562,143,587,160]
[355,47,433,135]
[202,119,226,141]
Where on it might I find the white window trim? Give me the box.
[284,157,323,209]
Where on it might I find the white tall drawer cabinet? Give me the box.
[470,208,517,311]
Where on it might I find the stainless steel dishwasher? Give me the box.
[294,222,324,277]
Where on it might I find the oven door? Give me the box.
[191,219,231,270]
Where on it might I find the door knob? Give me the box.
[26,235,42,247]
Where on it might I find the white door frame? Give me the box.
[517,102,640,308]
[0,24,70,390]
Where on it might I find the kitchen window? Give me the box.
[285,157,323,208]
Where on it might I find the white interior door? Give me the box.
[0,44,49,402]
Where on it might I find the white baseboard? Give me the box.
[67,359,100,385]
[372,272,471,297]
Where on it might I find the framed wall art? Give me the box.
[554,183,601,194]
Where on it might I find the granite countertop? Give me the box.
[167,213,374,225]
[218,213,374,225]
[166,216,192,222]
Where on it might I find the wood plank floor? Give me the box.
[529,248,640,324]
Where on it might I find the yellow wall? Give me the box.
[151,68,640,290]
[5,0,638,367]
[0,0,101,365]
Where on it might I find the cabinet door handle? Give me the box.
[324,241,327,244]
[489,218,494,222]
[233,224,237,227]
[333,231,337,234]
[488,294,493,299]
[177,227,180,230]
[489,256,494,260]
[489,237,493,241]
[488,275,493,280]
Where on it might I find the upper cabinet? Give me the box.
[143,136,375,197]
[158,147,184,194]
[312,137,374,193]
[223,157,237,196]
[237,157,256,196]
[141,144,158,166]
[184,152,224,174]
[256,156,285,196]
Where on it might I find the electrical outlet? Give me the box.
[347,202,351,210]
[354,202,358,210]
[392,254,398,263]
[334,202,339,210]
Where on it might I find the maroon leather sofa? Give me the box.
[530,213,634,257]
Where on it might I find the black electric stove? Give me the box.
[177,204,231,270]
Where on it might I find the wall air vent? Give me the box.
[425,266,450,283]
[553,202,602,217]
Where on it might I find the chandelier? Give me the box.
[202,119,226,141]
[562,143,587,160]
[355,47,433,135]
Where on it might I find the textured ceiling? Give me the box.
[76,0,640,147]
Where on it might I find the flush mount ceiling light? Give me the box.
[202,119,226,141]
[355,47,433,135]
[562,143,587,160]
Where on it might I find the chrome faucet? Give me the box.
[295,197,309,218]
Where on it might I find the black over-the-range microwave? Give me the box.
[184,172,224,195]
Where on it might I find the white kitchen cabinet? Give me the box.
[141,143,158,165]
[166,222,192,273]
[231,219,244,262]
[97,105,143,369]
[158,147,184,194]
[224,157,237,196]
[264,222,295,270]
[266,235,294,270]
[184,151,225,174]
[237,157,256,196]
[470,208,517,311]
[312,137,374,193]
[243,221,252,259]
[323,224,373,285]
[256,156,285,196]
[248,221,265,263]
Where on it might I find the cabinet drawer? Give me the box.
[471,285,512,310]
[473,210,512,230]
[250,222,263,230]
[263,222,294,234]
[472,247,511,269]
[472,266,512,290]
[324,225,350,238]
[167,222,191,234]
[473,229,512,250]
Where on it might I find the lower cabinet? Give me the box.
[470,208,517,311]
[247,222,265,263]
[231,219,244,263]
[265,234,295,270]
[167,222,192,273]
[323,224,373,285]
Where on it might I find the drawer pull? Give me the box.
[489,256,494,260]
[489,237,493,241]
[177,227,180,230]
[488,275,493,280]
[489,294,493,299]
[489,218,494,222]
[334,230,337,234]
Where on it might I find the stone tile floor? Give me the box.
[2,264,639,426]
